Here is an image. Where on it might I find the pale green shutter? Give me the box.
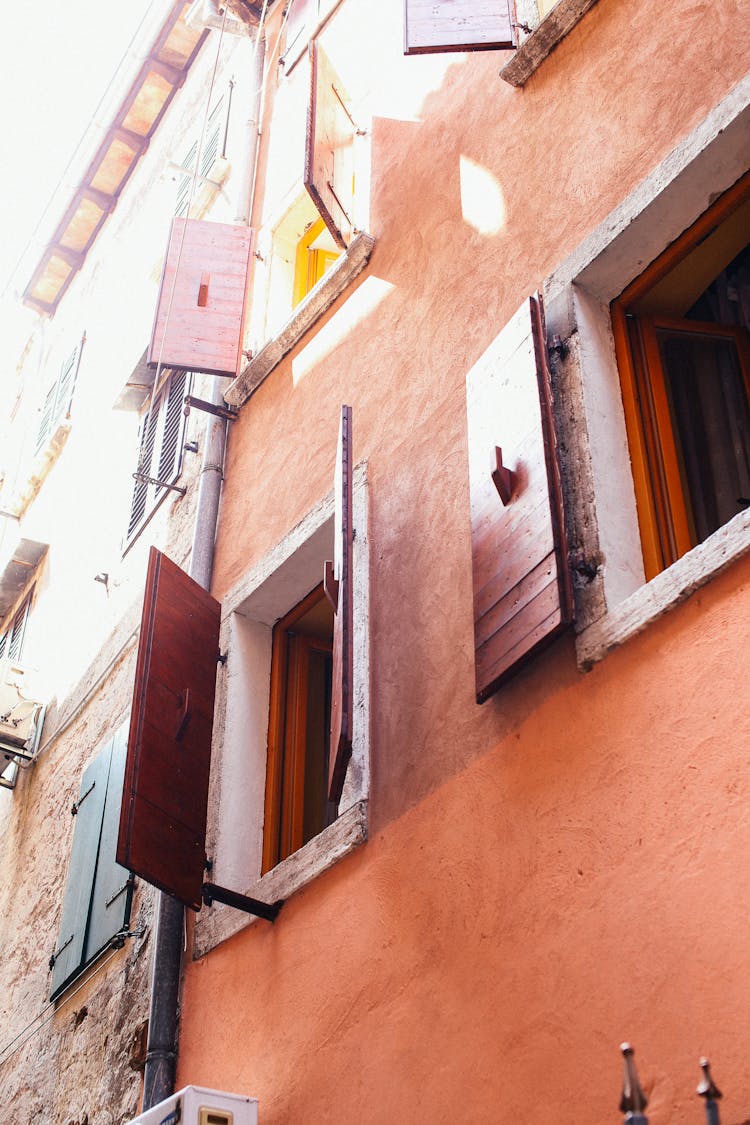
[50,746,110,999]
[87,723,133,960]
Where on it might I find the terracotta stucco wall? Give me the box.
[178,0,750,1121]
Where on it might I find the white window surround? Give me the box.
[500,0,601,87]
[541,74,750,670]
[225,230,375,409]
[194,462,369,957]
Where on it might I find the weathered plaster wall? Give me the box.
[0,24,253,1125]
[176,0,750,1121]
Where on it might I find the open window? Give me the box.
[262,583,336,872]
[612,172,750,580]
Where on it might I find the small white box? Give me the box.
[129,1085,259,1125]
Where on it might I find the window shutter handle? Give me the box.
[491,446,516,506]
[175,688,191,741]
[323,559,339,613]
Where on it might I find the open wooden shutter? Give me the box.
[324,405,353,804]
[148,219,253,377]
[305,42,356,250]
[404,0,516,54]
[117,548,221,910]
[35,335,85,455]
[466,295,573,703]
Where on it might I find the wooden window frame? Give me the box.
[262,583,334,873]
[292,217,341,307]
[611,170,750,581]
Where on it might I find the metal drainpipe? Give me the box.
[141,28,266,1113]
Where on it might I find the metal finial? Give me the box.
[620,1043,649,1114]
[697,1058,722,1100]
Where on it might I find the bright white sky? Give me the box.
[0,1,158,368]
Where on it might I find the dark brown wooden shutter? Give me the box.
[148,219,253,378]
[404,0,516,55]
[305,42,356,250]
[466,295,574,703]
[323,405,353,804]
[117,547,221,909]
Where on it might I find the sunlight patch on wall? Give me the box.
[459,157,506,236]
[292,276,395,384]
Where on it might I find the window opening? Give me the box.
[293,217,340,306]
[612,172,750,579]
[262,583,337,873]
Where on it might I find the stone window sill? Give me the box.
[193,799,368,957]
[500,0,600,87]
[224,231,375,409]
[576,511,750,671]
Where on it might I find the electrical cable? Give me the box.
[0,928,144,1068]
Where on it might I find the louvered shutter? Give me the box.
[127,400,160,540]
[305,42,356,250]
[404,0,516,54]
[156,370,187,488]
[466,295,574,703]
[50,747,110,999]
[324,405,353,804]
[86,723,133,959]
[149,219,253,378]
[7,592,31,664]
[117,548,221,910]
[35,338,85,454]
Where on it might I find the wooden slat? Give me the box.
[149,218,253,377]
[117,548,221,910]
[466,295,573,703]
[404,0,515,54]
[305,42,355,250]
[326,405,353,804]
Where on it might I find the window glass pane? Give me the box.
[658,327,750,543]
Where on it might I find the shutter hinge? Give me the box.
[71,780,95,816]
[569,550,599,584]
[217,650,228,665]
[49,932,74,969]
[105,873,135,909]
[548,334,569,360]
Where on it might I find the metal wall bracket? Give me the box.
[184,395,238,422]
[132,472,187,496]
[202,882,283,922]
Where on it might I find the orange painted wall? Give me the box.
[177,0,750,1119]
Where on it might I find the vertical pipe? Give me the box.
[141,22,266,1113]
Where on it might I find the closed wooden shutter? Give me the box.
[117,548,221,910]
[305,42,356,250]
[50,725,132,1000]
[466,295,573,703]
[50,750,109,998]
[324,405,353,804]
[149,219,253,378]
[404,0,516,54]
[6,591,32,664]
[35,336,85,454]
[86,724,133,959]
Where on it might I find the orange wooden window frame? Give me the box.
[262,584,333,874]
[611,169,750,580]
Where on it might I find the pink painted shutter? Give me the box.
[148,218,253,377]
[305,42,356,250]
[404,0,516,54]
[117,548,221,909]
[466,295,574,703]
[324,405,353,804]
